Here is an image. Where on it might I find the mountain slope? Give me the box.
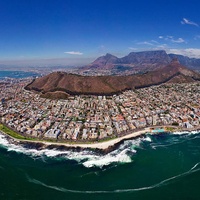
[80,50,200,74]
[169,54,200,71]
[81,50,171,72]
[82,53,119,70]
[26,59,200,97]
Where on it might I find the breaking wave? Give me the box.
[0,130,199,168]
[0,132,145,168]
[173,130,200,135]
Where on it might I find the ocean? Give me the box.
[0,71,39,79]
[0,131,200,200]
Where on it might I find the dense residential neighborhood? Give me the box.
[0,79,200,141]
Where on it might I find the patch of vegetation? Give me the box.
[0,124,26,139]
[172,122,179,126]
[0,124,39,142]
[165,127,176,132]
[0,124,119,146]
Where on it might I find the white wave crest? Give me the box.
[173,130,200,135]
[1,130,199,168]
[0,132,143,168]
[82,149,132,168]
[143,136,152,142]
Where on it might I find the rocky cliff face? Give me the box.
[120,50,170,65]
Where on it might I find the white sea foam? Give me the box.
[172,131,188,135]
[143,136,152,142]
[1,130,199,168]
[190,162,200,171]
[82,149,132,168]
[27,162,200,194]
[80,139,142,168]
[150,138,185,149]
[0,132,142,168]
[173,130,200,135]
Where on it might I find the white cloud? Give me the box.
[156,44,168,49]
[158,36,163,39]
[129,47,138,51]
[137,41,154,46]
[151,40,159,44]
[128,44,200,59]
[166,35,173,39]
[167,48,200,58]
[159,35,186,43]
[171,37,185,43]
[181,18,199,27]
[64,51,83,55]
[136,39,160,46]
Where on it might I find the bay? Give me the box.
[0,132,200,200]
[0,71,39,79]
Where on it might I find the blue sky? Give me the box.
[1,0,200,66]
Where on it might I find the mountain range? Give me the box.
[80,50,200,74]
[26,58,200,97]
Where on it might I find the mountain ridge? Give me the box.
[26,59,200,98]
[80,50,200,74]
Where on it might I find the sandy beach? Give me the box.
[5,125,196,151]
[50,128,150,150]
[68,128,150,149]
[0,128,150,151]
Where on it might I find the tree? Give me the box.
[172,122,179,126]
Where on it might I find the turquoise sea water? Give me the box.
[0,131,200,200]
[0,71,39,79]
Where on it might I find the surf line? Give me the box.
[0,126,181,153]
[27,163,200,194]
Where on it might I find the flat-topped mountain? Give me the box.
[80,50,200,74]
[119,50,170,65]
[25,59,200,97]
[81,50,170,72]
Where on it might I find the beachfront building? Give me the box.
[0,80,200,142]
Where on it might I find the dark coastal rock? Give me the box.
[19,141,45,150]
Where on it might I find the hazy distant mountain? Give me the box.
[81,50,171,73]
[79,50,200,74]
[169,54,200,71]
[120,50,170,65]
[83,53,119,70]
[26,59,200,97]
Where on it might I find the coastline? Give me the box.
[0,128,149,152]
[1,125,199,153]
[0,126,174,153]
[2,80,200,155]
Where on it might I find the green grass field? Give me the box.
[0,124,27,139]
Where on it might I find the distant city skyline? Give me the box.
[1,0,200,66]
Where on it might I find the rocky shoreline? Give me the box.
[1,126,199,154]
[0,129,150,154]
